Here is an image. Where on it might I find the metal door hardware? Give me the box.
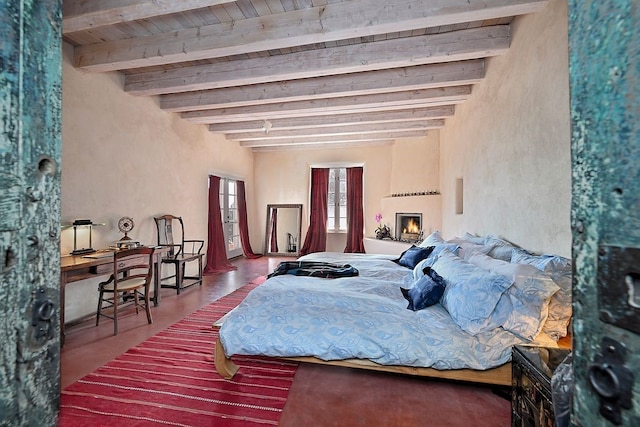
[588,337,634,425]
[31,287,55,342]
[597,245,640,333]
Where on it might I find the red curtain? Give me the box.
[344,167,366,253]
[237,180,261,259]
[269,208,278,252]
[203,175,237,274]
[299,168,329,256]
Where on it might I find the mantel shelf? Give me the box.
[384,193,440,199]
[364,238,413,256]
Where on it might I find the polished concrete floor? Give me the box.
[61,256,511,426]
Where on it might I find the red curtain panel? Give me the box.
[269,208,279,253]
[237,180,261,259]
[203,175,237,274]
[299,168,329,256]
[344,166,366,253]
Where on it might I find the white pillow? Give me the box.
[511,251,572,340]
[462,232,487,245]
[418,230,444,247]
[485,234,519,261]
[466,252,560,340]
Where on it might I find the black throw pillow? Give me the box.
[393,245,434,269]
[400,267,446,311]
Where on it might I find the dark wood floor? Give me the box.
[61,255,511,426]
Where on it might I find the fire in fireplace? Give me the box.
[395,213,422,242]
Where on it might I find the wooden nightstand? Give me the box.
[511,346,571,427]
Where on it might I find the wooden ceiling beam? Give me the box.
[226,120,445,142]
[250,140,396,152]
[208,108,454,132]
[239,131,429,147]
[125,26,508,95]
[180,88,465,123]
[73,0,545,71]
[160,61,483,113]
[183,102,455,124]
[63,0,236,34]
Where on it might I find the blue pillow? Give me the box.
[400,268,446,311]
[412,243,460,280]
[394,245,434,269]
[433,249,513,335]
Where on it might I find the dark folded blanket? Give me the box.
[267,261,359,279]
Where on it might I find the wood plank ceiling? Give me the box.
[62,0,548,151]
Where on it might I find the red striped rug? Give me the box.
[59,276,298,426]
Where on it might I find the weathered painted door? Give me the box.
[0,0,62,425]
[569,1,640,425]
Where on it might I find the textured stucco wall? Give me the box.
[253,135,440,254]
[61,43,256,321]
[254,144,392,253]
[390,132,440,194]
[439,0,571,257]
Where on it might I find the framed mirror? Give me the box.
[264,204,302,257]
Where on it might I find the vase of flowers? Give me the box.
[374,213,391,239]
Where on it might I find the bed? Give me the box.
[215,233,572,386]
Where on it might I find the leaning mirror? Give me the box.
[264,204,302,257]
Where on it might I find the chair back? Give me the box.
[113,247,155,289]
[287,233,297,253]
[154,214,185,257]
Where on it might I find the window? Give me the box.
[218,177,243,258]
[327,167,347,232]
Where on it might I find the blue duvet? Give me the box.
[219,252,547,370]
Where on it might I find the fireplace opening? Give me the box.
[395,213,422,242]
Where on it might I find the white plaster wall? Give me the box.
[386,132,441,237]
[253,135,441,253]
[61,43,257,322]
[439,0,571,257]
[390,132,440,194]
[253,144,393,253]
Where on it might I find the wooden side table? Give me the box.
[511,346,571,427]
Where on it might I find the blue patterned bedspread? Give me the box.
[219,252,537,370]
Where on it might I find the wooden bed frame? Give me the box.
[214,336,512,386]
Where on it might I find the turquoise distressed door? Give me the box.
[569,1,640,425]
[0,0,62,425]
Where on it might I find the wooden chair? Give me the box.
[96,247,156,335]
[154,215,204,294]
[287,232,297,253]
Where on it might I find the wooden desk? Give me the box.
[60,247,167,345]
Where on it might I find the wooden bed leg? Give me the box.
[215,336,239,379]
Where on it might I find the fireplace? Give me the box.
[395,213,422,242]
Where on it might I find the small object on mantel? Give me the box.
[375,225,392,240]
[389,190,440,197]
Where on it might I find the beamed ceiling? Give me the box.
[62,0,548,151]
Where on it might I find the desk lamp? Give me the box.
[64,219,103,255]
